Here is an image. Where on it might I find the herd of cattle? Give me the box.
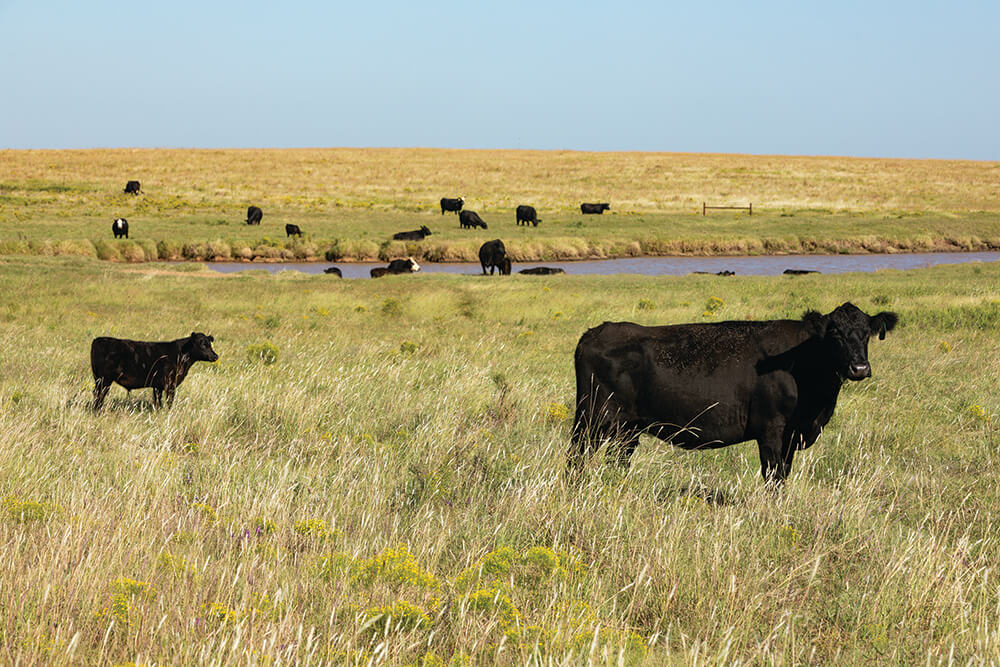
[99,182,900,483]
[89,301,897,484]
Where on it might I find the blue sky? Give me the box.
[1,1,997,159]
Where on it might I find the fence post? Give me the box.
[749,202,752,216]
[702,202,706,216]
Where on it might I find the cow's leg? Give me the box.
[165,387,177,407]
[152,387,163,408]
[92,377,111,411]
[757,427,791,484]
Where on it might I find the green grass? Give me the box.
[1,255,999,663]
[2,148,999,262]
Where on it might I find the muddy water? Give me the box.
[201,251,1000,279]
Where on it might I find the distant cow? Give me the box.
[91,332,219,411]
[393,226,432,241]
[459,210,488,229]
[372,257,421,277]
[286,224,303,237]
[693,271,735,276]
[440,197,465,215]
[516,205,540,226]
[112,218,129,239]
[519,267,565,275]
[324,267,343,277]
[124,180,141,195]
[246,206,263,225]
[479,239,511,276]
[571,303,898,482]
[784,269,819,275]
[580,203,610,214]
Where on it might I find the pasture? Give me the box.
[2,149,999,263]
[1,254,999,663]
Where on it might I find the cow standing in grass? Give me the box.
[440,197,465,214]
[286,224,303,237]
[91,332,219,411]
[246,206,263,225]
[112,218,129,239]
[479,239,511,275]
[459,210,488,229]
[516,205,540,226]
[571,303,898,482]
[580,203,610,214]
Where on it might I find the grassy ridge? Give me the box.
[2,149,999,262]
[1,255,999,662]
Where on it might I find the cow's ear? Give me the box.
[802,310,827,337]
[191,331,196,337]
[870,311,898,340]
[208,335,214,342]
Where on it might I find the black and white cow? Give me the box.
[112,218,129,239]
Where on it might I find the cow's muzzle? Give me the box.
[846,363,871,380]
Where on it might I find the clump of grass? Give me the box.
[2,496,63,523]
[382,298,402,316]
[247,340,280,365]
[637,298,656,311]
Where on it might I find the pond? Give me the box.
[199,251,1000,279]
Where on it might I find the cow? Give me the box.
[324,267,343,277]
[784,269,820,275]
[516,205,540,226]
[393,226,432,241]
[459,210,488,229]
[91,332,219,411]
[372,258,421,277]
[286,224,303,237]
[112,218,129,239]
[124,180,141,195]
[246,206,263,225]
[570,302,898,483]
[580,203,610,214]
[519,267,565,275]
[479,239,511,275]
[692,271,735,276]
[441,197,465,215]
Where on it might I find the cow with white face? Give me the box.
[112,218,129,239]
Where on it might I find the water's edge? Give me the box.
[196,251,1000,279]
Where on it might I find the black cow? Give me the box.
[393,226,432,241]
[459,210,488,229]
[246,206,263,225]
[112,218,129,239]
[370,267,389,278]
[570,303,898,482]
[479,239,511,275]
[91,332,219,411]
[441,197,465,215]
[519,267,565,275]
[580,203,610,214]
[692,271,735,276]
[784,269,820,275]
[286,224,303,237]
[324,267,343,277]
[516,205,540,226]
[124,180,141,195]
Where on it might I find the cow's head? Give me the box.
[420,226,431,235]
[407,257,421,272]
[481,222,488,229]
[186,332,219,362]
[459,196,465,203]
[804,303,897,381]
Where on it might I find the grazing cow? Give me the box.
[112,218,129,239]
[393,226,432,241]
[246,206,263,225]
[516,205,540,226]
[91,332,219,411]
[570,302,898,483]
[479,239,511,275]
[124,180,141,195]
[519,267,565,275]
[784,269,819,275]
[580,202,610,214]
[459,210,488,229]
[324,267,343,277]
[440,197,465,215]
[286,224,303,237]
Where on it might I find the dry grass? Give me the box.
[1,255,1000,663]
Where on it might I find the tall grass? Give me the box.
[1,256,999,663]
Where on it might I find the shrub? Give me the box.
[325,239,343,261]
[637,298,656,311]
[382,298,402,316]
[247,341,280,365]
